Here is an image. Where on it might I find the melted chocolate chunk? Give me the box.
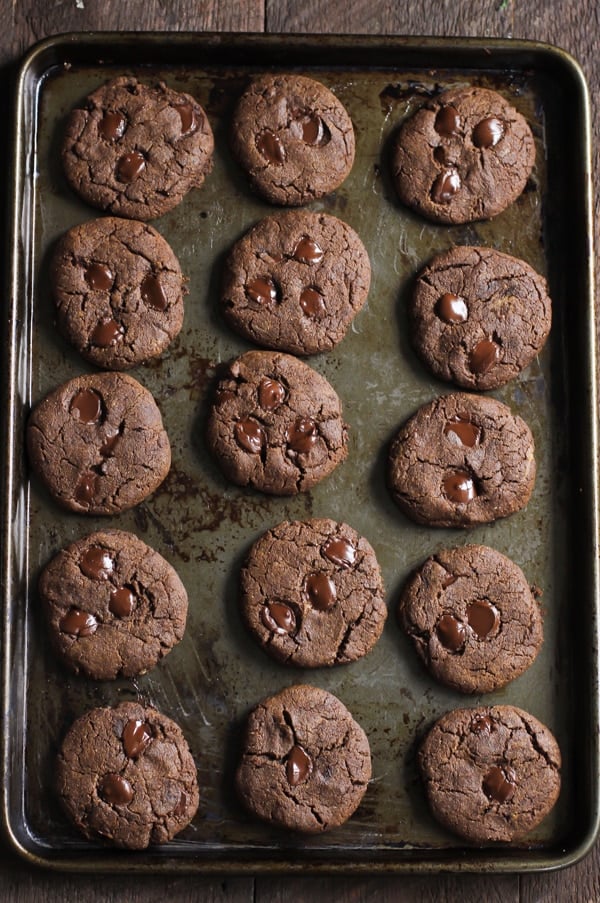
[246,277,278,306]
[70,389,103,424]
[435,105,461,137]
[436,613,466,651]
[286,744,312,786]
[99,773,134,805]
[299,287,326,318]
[234,418,266,454]
[286,417,318,453]
[258,377,286,411]
[100,430,120,456]
[80,546,114,580]
[467,599,499,638]
[443,470,476,503]
[109,586,136,618]
[260,601,297,635]
[431,169,461,204]
[298,113,329,146]
[174,101,197,136]
[117,150,146,182]
[444,416,481,448]
[141,273,167,311]
[473,116,504,149]
[436,292,468,324]
[75,471,99,505]
[91,318,123,347]
[256,129,286,164]
[471,713,494,734]
[122,719,152,758]
[60,608,98,637]
[292,236,324,264]
[305,572,337,611]
[482,765,516,803]
[322,536,356,568]
[469,339,501,374]
[85,262,114,291]
[99,111,126,141]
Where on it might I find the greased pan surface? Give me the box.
[1,33,597,873]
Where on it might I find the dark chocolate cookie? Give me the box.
[240,518,387,667]
[51,217,186,369]
[206,351,348,495]
[418,705,561,843]
[392,86,536,224]
[235,684,371,833]
[410,246,552,390]
[27,372,171,514]
[399,545,543,693]
[56,702,199,849]
[221,210,371,355]
[230,74,355,205]
[387,393,536,527]
[39,530,188,679]
[62,77,214,220]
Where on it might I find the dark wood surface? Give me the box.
[1,1,597,900]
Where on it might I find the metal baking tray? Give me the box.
[1,32,597,874]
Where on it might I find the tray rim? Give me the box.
[1,29,598,875]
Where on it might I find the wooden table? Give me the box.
[1,1,597,900]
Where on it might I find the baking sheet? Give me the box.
[1,33,597,873]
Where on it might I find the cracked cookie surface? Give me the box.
[235,684,371,833]
[410,246,552,390]
[221,210,371,355]
[27,372,171,514]
[39,530,187,679]
[418,705,561,842]
[51,217,185,369]
[230,74,355,205]
[240,518,387,667]
[206,351,348,495]
[399,545,543,693]
[56,702,199,849]
[392,86,535,224]
[387,393,536,527]
[62,76,214,220]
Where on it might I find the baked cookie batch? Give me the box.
[27,71,559,849]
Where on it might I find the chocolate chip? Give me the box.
[305,572,337,611]
[140,273,167,311]
[260,601,297,635]
[436,292,468,323]
[80,546,114,580]
[292,236,324,264]
[444,416,481,448]
[117,151,146,182]
[286,744,312,785]
[60,608,98,637]
[436,613,466,651]
[85,263,114,291]
[322,537,356,568]
[234,418,266,454]
[469,338,501,374]
[482,765,516,803]
[99,111,126,141]
[258,377,286,411]
[434,105,461,137]
[109,586,136,618]
[70,389,103,424]
[246,277,278,306]
[473,116,504,148]
[442,470,476,503]
[286,417,318,453]
[99,773,134,805]
[256,129,286,164]
[91,318,123,347]
[431,169,461,203]
[299,287,326,318]
[467,599,499,638]
[122,719,152,758]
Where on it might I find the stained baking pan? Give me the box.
[1,32,597,873]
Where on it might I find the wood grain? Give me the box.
[0,1,598,901]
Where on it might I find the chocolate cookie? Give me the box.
[235,685,371,833]
[230,74,355,205]
[418,705,561,843]
[39,530,187,680]
[399,545,543,693]
[207,351,348,495]
[62,76,214,220]
[51,217,185,369]
[221,210,371,355]
[240,518,386,667]
[410,246,552,390]
[392,86,536,224]
[56,702,199,849]
[27,372,171,514]
[387,393,536,527]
